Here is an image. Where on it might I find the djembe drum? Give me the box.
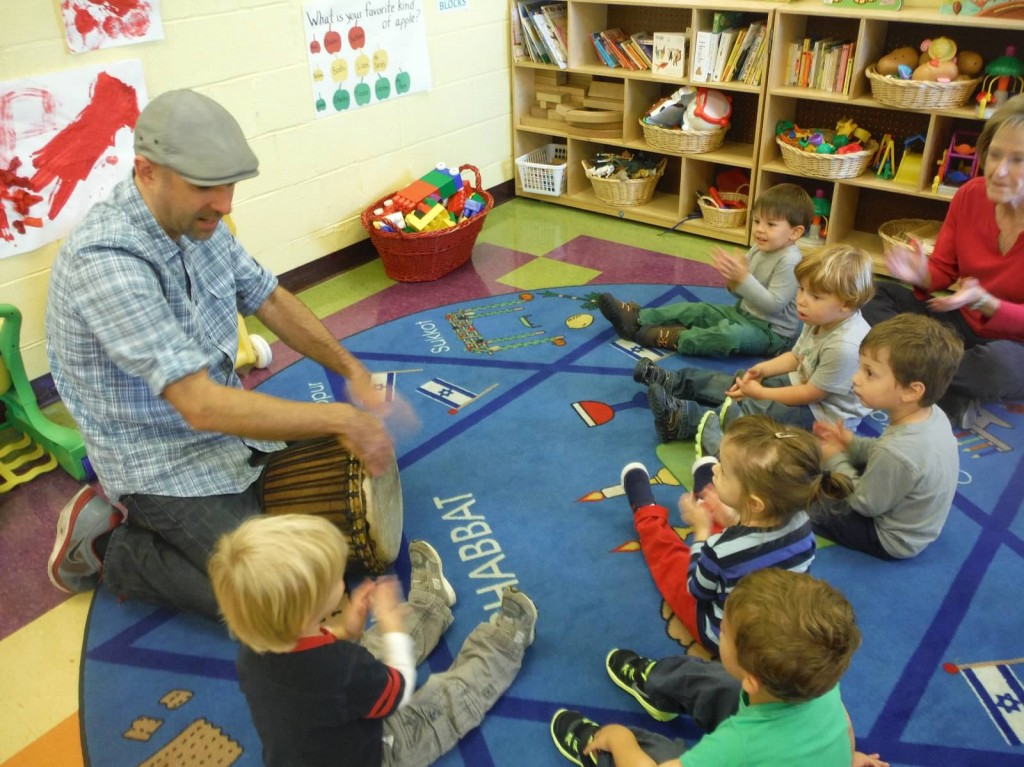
[259,437,403,574]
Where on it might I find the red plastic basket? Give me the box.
[361,164,494,282]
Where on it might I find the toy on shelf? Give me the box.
[913,37,960,81]
[776,119,872,155]
[807,189,831,242]
[893,134,926,186]
[933,131,980,196]
[872,134,897,179]
[876,46,919,77]
[976,46,1024,116]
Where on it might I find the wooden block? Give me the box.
[520,114,569,131]
[587,80,626,100]
[583,96,625,110]
[534,71,568,86]
[554,102,575,117]
[564,108,623,125]
[536,90,567,103]
[530,105,549,119]
[557,85,587,99]
[546,108,566,120]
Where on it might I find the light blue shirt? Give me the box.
[46,177,283,501]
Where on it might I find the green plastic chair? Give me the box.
[0,304,91,487]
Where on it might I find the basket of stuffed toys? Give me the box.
[640,87,730,154]
[361,163,493,282]
[776,121,878,180]
[867,38,983,110]
[583,151,666,207]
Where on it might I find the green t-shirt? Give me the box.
[682,685,850,767]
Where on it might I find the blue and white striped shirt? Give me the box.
[689,512,816,651]
[46,177,283,501]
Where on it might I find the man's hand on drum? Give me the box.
[370,576,408,634]
[336,406,397,477]
[346,372,420,441]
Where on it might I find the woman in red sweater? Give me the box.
[864,95,1024,427]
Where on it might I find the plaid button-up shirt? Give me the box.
[46,177,283,501]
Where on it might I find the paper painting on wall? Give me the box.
[303,0,432,117]
[0,61,146,259]
[61,0,165,54]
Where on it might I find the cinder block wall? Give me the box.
[1,1,512,379]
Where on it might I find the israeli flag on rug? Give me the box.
[611,338,670,362]
[961,664,1024,745]
[417,377,475,409]
[370,371,397,402]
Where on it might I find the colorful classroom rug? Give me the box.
[80,284,1024,767]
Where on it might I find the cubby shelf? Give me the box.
[510,0,1024,268]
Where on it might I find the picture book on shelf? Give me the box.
[824,0,901,7]
[652,31,687,79]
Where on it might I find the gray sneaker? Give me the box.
[47,486,120,593]
[409,540,457,607]
[696,407,724,460]
[490,587,538,646]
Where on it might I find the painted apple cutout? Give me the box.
[315,96,327,112]
[355,53,371,78]
[309,36,321,54]
[373,49,388,73]
[395,69,411,94]
[348,25,365,50]
[333,87,350,111]
[312,66,325,82]
[354,80,372,106]
[375,75,391,101]
[324,27,342,54]
[331,58,348,83]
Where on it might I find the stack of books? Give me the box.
[590,28,655,71]
[513,1,569,69]
[692,13,770,86]
[783,37,857,94]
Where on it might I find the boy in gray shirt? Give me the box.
[599,184,813,358]
[812,314,964,559]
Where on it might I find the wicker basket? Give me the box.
[878,218,943,259]
[640,119,727,154]
[866,66,981,110]
[515,143,568,196]
[361,164,493,283]
[583,158,667,207]
[777,131,878,180]
[697,184,750,228]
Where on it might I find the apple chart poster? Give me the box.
[303,0,431,117]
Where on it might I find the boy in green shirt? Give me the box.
[549,568,887,767]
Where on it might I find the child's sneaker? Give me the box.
[648,383,696,442]
[632,358,672,388]
[597,293,640,340]
[634,325,682,351]
[409,540,457,607]
[490,587,538,646]
[48,486,121,594]
[692,456,719,498]
[606,649,678,721]
[695,407,724,460]
[620,462,656,513]
[550,709,600,767]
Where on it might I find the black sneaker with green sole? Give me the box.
[605,649,678,722]
[550,709,600,766]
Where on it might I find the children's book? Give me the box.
[651,31,687,79]
[827,0,901,7]
[630,31,654,68]
[691,29,719,83]
[599,28,636,70]
[532,6,567,68]
[711,27,739,82]
[590,32,620,69]
[540,2,568,54]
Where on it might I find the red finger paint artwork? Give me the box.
[0,60,146,258]
[61,0,164,54]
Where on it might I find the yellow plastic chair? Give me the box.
[223,215,272,372]
[0,304,90,491]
